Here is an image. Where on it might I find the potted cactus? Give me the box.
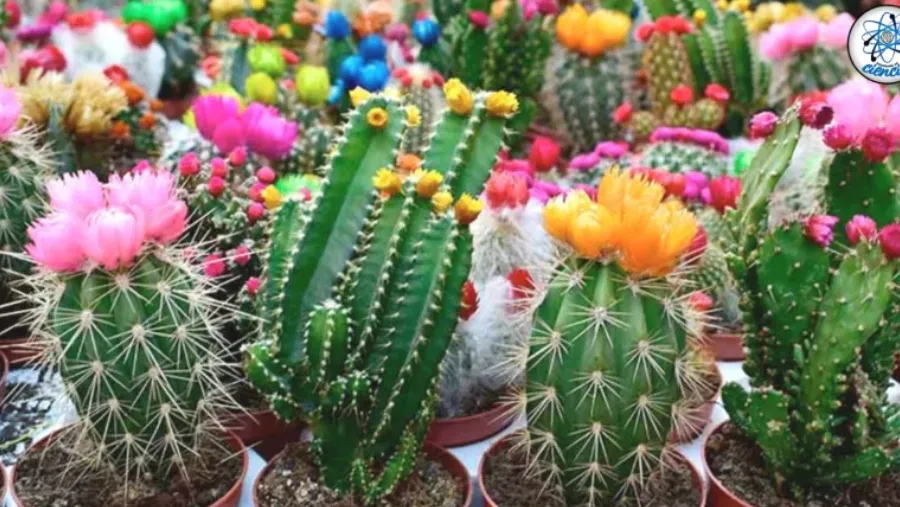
[704,92,900,505]
[8,166,248,506]
[247,81,515,506]
[478,169,711,507]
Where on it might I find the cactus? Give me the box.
[245,84,516,503]
[158,25,201,99]
[768,46,852,107]
[638,127,730,176]
[393,65,445,157]
[18,168,236,482]
[521,169,708,505]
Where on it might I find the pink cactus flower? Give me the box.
[82,207,146,270]
[208,176,227,197]
[26,212,85,271]
[820,13,853,49]
[823,124,853,151]
[884,95,900,141]
[861,127,894,162]
[469,10,490,28]
[241,103,298,161]
[569,152,600,171]
[880,224,900,259]
[828,78,890,141]
[689,291,714,312]
[246,276,261,296]
[210,157,228,177]
[683,171,709,201]
[687,226,707,263]
[528,136,560,173]
[594,141,629,158]
[107,170,187,245]
[846,215,878,245]
[703,175,741,214]
[204,253,227,277]
[212,118,245,155]
[233,245,252,265]
[0,86,21,139]
[192,95,241,142]
[229,146,248,167]
[804,214,839,247]
[788,16,819,52]
[759,23,792,60]
[485,172,529,210]
[249,182,266,202]
[47,171,105,218]
[256,166,276,184]
[179,153,200,177]
[247,202,265,222]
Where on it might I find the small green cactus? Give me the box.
[768,47,852,107]
[158,25,201,100]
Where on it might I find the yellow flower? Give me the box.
[373,168,402,195]
[444,79,474,116]
[277,23,294,38]
[406,105,422,127]
[454,194,483,224]
[210,0,246,20]
[815,5,836,22]
[735,0,750,12]
[367,107,389,128]
[492,0,510,20]
[261,185,283,210]
[250,0,266,10]
[350,87,371,107]
[485,91,519,118]
[716,0,727,9]
[693,9,707,27]
[432,191,453,213]
[415,170,443,198]
[245,72,278,105]
[569,204,619,259]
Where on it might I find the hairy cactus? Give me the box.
[245,83,516,503]
[19,168,235,481]
[521,169,708,505]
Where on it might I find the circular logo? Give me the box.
[849,6,900,84]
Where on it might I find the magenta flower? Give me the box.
[0,87,21,139]
[804,215,838,247]
[204,253,227,277]
[846,215,877,245]
[683,171,709,201]
[246,276,261,296]
[233,245,252,266]
[26,212,85,271]
[82,207,146,270]
[823,124,853,151]
[179,153,200,177]
[569,153,599,171]
[828,78,889,141]
[759,23,792,60]
[861,127,894,162]
[192,95,241,142]
[47,171,105,218]
[240,103,298,161]
[107,170,187,245]
[212,118,244,155]
[819,13,853,49]
[880,224,900,259]
[593,141,629,158]
[703,175,741,214]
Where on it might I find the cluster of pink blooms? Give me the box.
[192,96,298,161]
[27,168,188,272]
[648,127,730,154]
[805,213,900,259]
[759,14,852,60]
[627,166,741,212]
[569,141,629,171]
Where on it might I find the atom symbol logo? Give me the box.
[863,12,900,64]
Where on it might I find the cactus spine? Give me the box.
[246,84,515,503]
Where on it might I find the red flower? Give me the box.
[528,136,561,173]
[485,172,529,209]
[508,268,535,302]
[704,83,729,103]
[861,127,894,162]
[749,111,777,140]
[799,100,833,129]
[705,175,741,214]
[689,291,714,312]
[281,48,299,65]
[687,226,707,263]
[247,203,265,223]
[246,277,261,296]
[208,176,226,197]
[612,102,633,124]
[5,0,20,28]
[636,23,655,42]
[459,281,478,320]
[670,85,694,106]
[663,171,686,198]
[880,224,900,259]
[469,10,490,29]
[846,215,877,245]
[823,125,853,151]
[103,65,129,83]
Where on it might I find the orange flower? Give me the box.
[110,120,130,139]
[397,153,421,174]
[556,4,587,50]
[139,112,156,129]
[542,190,594,243]
[569,204,619,258]
[118,81,145,106]
[149,99,163,112]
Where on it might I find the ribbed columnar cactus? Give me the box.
[393,64,445,157]
[20,167,235,481]
[245,82,516,503]
[521,169,708,505]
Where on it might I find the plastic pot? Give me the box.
[0,337,42,367]
[223,408,304,460]
[253,442,473,507]
[479,432,707,507]
[669,366,723,443]
[703,421,752,507]
[426,400,517,448]
[708,331,745,361]
[10,426,248,507]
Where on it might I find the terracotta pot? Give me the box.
[0,337,42,367]
[426,400,517,447]
[479,433,707,507]
[253,442,473,507]
[703,421,752,507]
[223,409,304,460]
[669,366,723,443]
[0,351,8,406]
[10,427,248,507]
[708,331,745,361]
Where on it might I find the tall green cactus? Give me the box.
[245,86,514,503]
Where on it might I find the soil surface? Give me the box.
[256,441,465,507]
[707,422,900,507]
[483,439,702,507]
[14,429,242,507]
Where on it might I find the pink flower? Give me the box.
[880,224,900,259]
[521,0,557,19]
[192,95,241,142]
[689,291,714,312]
[233,245,252,265]
[246,276,261,296]
[212,118,244,155]
[861,127,894,162]
[229,147,247,167]
[208,176,227,197]
[703,176,741,214]
[485,172,529,210]
[687,226,707,264]
[210,157,228,178]
[82,207,145,269]
[788,17,819,52]
[572,183,597,201]
[240,103,298,161]
[884,95,900,141]
[249,182,266,202]
[495,158,533,177]
[823,124,853,151]
[594,141,628,158]
[804,214,838,247]
[528,136,560,173]
[0,86,21,138]
[256,166,276,184]
[204,253,227,277]
[828,78,890,141]
[683,171,709,201]
[846,215,877,245]
[760,23,792,60]
[569,153,599,171]
[469,10,490,28]
[107,170,187,245]
[820,13,853,49]
[179,153,200,177]
[26,212,85,271]
[47,171,105,218]
[247,202,265,222]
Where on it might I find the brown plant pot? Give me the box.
[9,427,248,507]
[703,421,752,507]
[708,331,745,361]
[478,432,707,507]
[161,93,197,121]
[669,366,723,444]
[426,400,517,448]
[0,351,8,406]
[253,442,473,507]
[0,337,43,368]
[223,409,305,460]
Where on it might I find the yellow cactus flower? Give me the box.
[277,23,294,38]
[556,4,587,51]
[367,107,389,128]
[492,0,510,20]
[406,105,422,127]
[735,0,750,12]
[210,0,246,20]
[716,0,727,10]
[569,204,619,259]
[444,79,474,116]
[781,2,804,21]
[373,168,402,195]
[245,72,278,105]
[350,87,371,107]
[693,9,707,27]
[454,194,483,225]
[541,190,594,243]
[250,0,266,10]
[261,185,283,210]
[485,91,519,118]
[815,5,836,22]
[415,170,443,198]
[432,191,453,213]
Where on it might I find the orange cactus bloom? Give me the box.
[149,99,164,112]
[118,81,145,106]
[110,120,130,139]
[556,5,587,51]
[139,112,156,129]
[397,153,422,174]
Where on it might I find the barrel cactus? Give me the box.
[245,82,516,503]
[638,126,730,177]
[519,168,709,505]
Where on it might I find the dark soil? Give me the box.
[707,422,900,506]
[256,442,464,507]
[233,382,269,412]
[483,439,702,507]
[14,429,242,507]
